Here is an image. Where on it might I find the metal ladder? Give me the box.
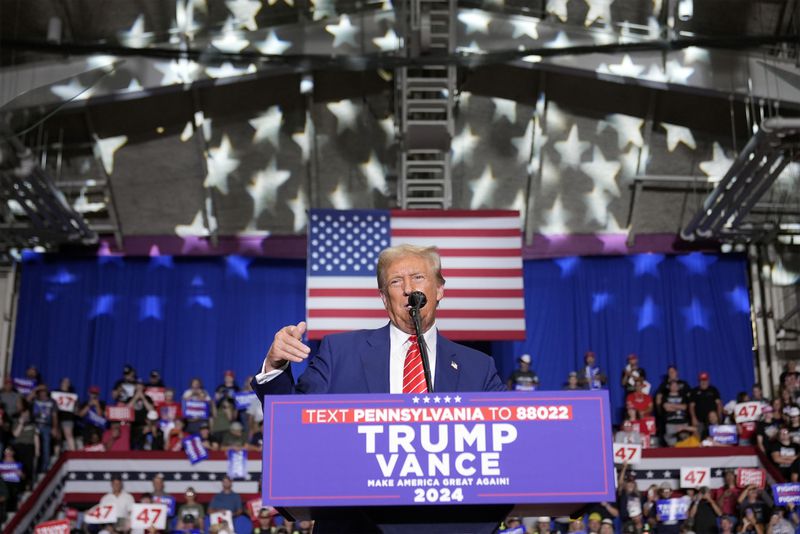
[396,0,455,210]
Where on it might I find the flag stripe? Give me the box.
[308,288,524,298]
[308,297,524,310]
[312,330,527,340]
[391,236,520,248]
[391,209,518,218]
[307,209,525,341]
[308,276,524,290]
[307,318,526,330]
[309,309,525,318]
[392,228,520,237]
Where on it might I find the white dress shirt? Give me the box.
[255,322,438,393]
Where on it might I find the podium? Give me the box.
[262,390,615,533]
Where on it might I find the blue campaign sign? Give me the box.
[262,390,615,508]
[709,424,738,444]
[234,392,257,410]
[153,495,176,516]
[656,499,689,521]
[773,483,800,505]
[183,400,209,419]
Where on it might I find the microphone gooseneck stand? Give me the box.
[409,303,433,394]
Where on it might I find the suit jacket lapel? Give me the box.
[434,333,460,393]
[362,324,391,393]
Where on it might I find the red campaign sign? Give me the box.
[301,405,574,424]
[105,406,134,422]
[145,387,166,404]
[737,468,766,489]
[34,519,70,534]
[247,498,263,518]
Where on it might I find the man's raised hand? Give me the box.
[265,321,311,370]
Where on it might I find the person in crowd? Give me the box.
[780,362,799,396]
[100,473,135,533]
[772,398,786,427]
[248,419,263,451]
[1,447,23,512]
[617,463,642,525]
[689,371,723,437]
[756,405,780,456]
[599,518,614,534]
[209,475,243,517]
[578,350,606,390]
[30,384,59,472]
[134,411,164,451]
[102,421,130,452]
[622,354,647,394]
[533,516,552,533]
[165,418,187,452]
[54,377,77,451]
[779,387,798,418]
[0,379,20,420]
[77,385,106,445]
[12,400,39,486]
[769,427,799,480]
[253,505,278,534]
[253,244,505,398]
[752,383,771,407]
[737,484,769,530]
[150,473,175,520]
[585,512,603,534]
[112,364,138,404]
[767,506,798,534]
[211,398,237,443]
[627,376,654,419]
[507,354,539,392]
[661,379,690,446]
[147,369,165,388]
[176,486,204,529]
[215,370,240,407]
[221,420,247,450]
[712,470,741,517]
[127,381,156,450]
[198,421,219,451]
[563,371,585,390]
[182,378,213,433]
[688,487,723,533]
[654,365,690,438]
[156,387,181,436]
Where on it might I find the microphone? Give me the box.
[407,291,427,311]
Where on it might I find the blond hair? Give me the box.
[376,244,445,292]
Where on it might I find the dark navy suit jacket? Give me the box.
[252,323,506,397]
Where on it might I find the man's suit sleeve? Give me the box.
[483,354,507,392]
[251,336,336,399]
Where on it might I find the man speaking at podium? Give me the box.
[252,243,505,398]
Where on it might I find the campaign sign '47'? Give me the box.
[262,390,615,508]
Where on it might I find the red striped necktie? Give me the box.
[402,335,428,394]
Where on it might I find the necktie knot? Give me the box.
[408,335,417,345]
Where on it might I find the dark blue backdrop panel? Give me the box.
[12,255,308,397]
[13,253,753,423]
[491,253,754,419]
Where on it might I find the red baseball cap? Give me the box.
[224,370,235,377]
[698,372,710,381]
[88,385,100,394]
[627,353,638,361]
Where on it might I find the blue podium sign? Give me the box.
[262,390,615,508]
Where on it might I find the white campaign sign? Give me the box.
[210,510,234,530]
[83,503,118,524]
[680,466,711,488]
[130,503,168,530]
[734,402,763,423]
[50,391,78,412]
[613,442,642,465]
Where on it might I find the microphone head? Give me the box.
[407,291,427,310]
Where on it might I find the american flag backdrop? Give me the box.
[306,209,526,340]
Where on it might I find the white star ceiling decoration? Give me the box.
[458,11,491,34]
[598,114,644,149]
[154,59,200,85]
[699,142,734,182]
[580,146,622,197]
[205,62,256,79]
[601,55,645,78]
[547,0,569,22]
[584,186,611,224]
[327,100,359,133]
[511,119,535,164]
[492,98,517,123]
[373,29,402,51]
[256,31,292,55]
[510,17,539,39]
[287,188,308,232]
[451,126,480,165]
[541,196,569,234]
[292,117,312,162]
[661,123,697,152]
[584,0,614,26]
[329,182,353,209]
[120,15,152,48]
[247,159,291,219]
[326,15,359,48]
[360,152,389,195]
[175,210,210,237]
[249,106,283,146]
[469,166,498,209]
[554,125,591,168]
[50,78,94,101]
[211,19,250,53]
[225,0,261,31]
[93,135,128,174]
[203,135,239,194]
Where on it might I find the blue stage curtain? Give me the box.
[12,254,308,398]
[13,252,753,423]
[491,253,754,420]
